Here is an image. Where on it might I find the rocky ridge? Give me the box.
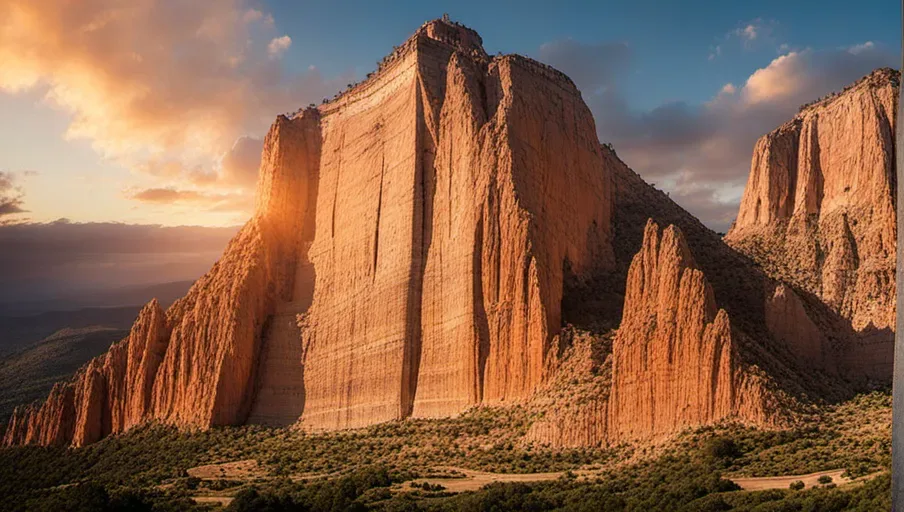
[727,67,898,382]
[525,216,791,448]
[607,220,774,440]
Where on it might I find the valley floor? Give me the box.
[0,391,890,511]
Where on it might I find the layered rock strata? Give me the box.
[726,68,898,381]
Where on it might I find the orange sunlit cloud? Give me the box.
[0,0,347,221]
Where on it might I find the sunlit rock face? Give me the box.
[295,20,614,429]
[3,18,616,444]
[727,68,898,381]
[607,220,775,441]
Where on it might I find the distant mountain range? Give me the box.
[0,280,194,316]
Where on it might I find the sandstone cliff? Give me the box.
[603,144,835,400]
[522,144,854,447]
[294,20,612,430]
[607,220,775,440]
[527,213,793,448]
[3,18,614,444]
[726,68,898,381]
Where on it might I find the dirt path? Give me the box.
[191,496,234,506]
[729,469,881,491]
[408,466,593,493]
[187,459,266,480]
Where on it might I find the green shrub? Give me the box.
[705,437,741,464]
[790,480,805,490]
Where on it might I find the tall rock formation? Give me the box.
[2,300,168,446]
[607,220,774,440]
[727,68,898,381]
[3,18,614,444]
[293,20,612,429]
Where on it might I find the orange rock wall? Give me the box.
[608,221,772,440]
[3,19,615,444]
[300,28,613,429]
[728,69,898,380]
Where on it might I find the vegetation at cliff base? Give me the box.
[0,391,890,511]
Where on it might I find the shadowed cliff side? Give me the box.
[527,218,791,448]
[726,68,898,382]
[568,145,849,404]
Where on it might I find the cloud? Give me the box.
[0,1,349,217]
[708,45,722,61]
[0,220,239,303]
[0,172,27,217]
[268,35,292,58]
[710,18,781,59]
[132,188,216,203]
[541,39,898,231]
[848,41,875,55]
[736,23,759,42]
[129,186,253,213]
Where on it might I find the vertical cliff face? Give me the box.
[150,112,321,428]
[608,221,773,440]
[294,21,613,430]
[3,18,614,444]
[472,56,613,406]
[727,68,898,380]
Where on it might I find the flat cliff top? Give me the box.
[795,67,899,116]
[291,17,577,117]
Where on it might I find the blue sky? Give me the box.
[0,0,899,230]
[273,0,899,108]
